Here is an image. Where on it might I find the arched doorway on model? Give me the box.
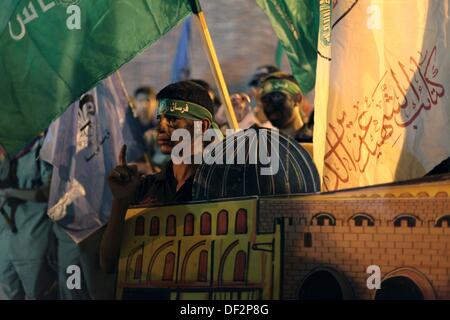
[297,266,355,300]
[374,267,436,300]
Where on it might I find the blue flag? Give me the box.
[171,17,192,83]
[40,74,144,243]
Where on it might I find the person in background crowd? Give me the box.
[131,86,170,173]
[190,78,263,132]
[133,86,158,131]
[100,81,222,273]
[0,134,56,299]
[248,65,280,127]
[259,72,313,143]
[214,88,263,130]
[214,65,280,130]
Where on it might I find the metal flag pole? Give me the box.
[189,0,240,131]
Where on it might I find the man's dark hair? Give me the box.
[262,71,299,85]
[257,65,280,74]
[134,86,156,98]
[248,65,281,87]
[156,80,215,115]
[189,79,222,108]
[189,79,210,90]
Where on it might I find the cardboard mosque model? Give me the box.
[116,137,450,300]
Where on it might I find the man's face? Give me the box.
[261,92,296,128]
[157,114,195,155]
[135,93,157,124]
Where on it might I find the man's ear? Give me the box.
[202,119,211,132]
[294,93,303,105]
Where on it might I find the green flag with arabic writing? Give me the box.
[0,0,192,155]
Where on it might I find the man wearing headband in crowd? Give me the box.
[100,81,221,273]
[260,72,313,143]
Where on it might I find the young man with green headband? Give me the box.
[100,81,221,273]
[260,72,313,143]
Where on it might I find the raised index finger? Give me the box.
[119,144,127,166]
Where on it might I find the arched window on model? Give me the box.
[233,250,246,282]
[162,252,175,281]
[166,215,176,236]
[393,215,419,227]
[134,254,143,280]
[311,213,336,226]
[235,209,248,234]
[149,216,159,236]
[197,250,208,282]
[134,216,145,236]
[200,212,211,235]
[184,213,195,236]
[435,215,450,228]
[350,213,375,227]
[217,210,228,235]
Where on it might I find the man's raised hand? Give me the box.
[108,145,140,203]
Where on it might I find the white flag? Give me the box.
[314,0,450,191]
[40,74,145,243]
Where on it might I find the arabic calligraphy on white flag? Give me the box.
[314,0,450,191]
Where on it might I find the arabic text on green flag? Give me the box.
[0,0,192,155]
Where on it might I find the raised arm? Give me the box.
[100,145,140,274]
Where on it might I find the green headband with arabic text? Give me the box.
[260,79,303,97]
[157,99,223,138]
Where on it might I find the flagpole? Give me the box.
[115,70,136,113]
[189,0,239,131]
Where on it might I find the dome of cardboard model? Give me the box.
[192,126,320,200]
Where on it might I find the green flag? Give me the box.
[275,40,283,68]
[257,0,319,93]
[0,0,192,155]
